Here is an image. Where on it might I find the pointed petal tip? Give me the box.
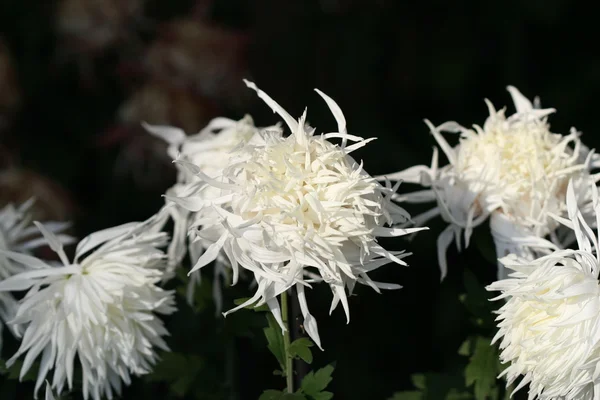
[506,85,524,99]
[44,380,54,400]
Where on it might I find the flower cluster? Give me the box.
[0,215,175,400]
[9,75,597,400]
[380,86,600,279]
[376,86,600,398]
[165,80,425,347]
[0,78,428,399]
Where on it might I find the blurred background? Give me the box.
[0,0,598,399]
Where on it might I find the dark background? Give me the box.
[0,1,598,399]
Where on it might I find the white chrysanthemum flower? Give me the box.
[168,80,426,348]
[379,86,600,279]
[487,180,600,400]
[0,199,73,352]
[0,216,176,400]
[147,116,281,312]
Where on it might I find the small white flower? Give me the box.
[0,215,175,400]
[487,180,600,399]
[0,199,73,352]
[147,116,281,312]
[169,80,426,348]
[379,86,600,279]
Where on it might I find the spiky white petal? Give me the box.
[487,180,600,400]
[380,87,599,279]
[0,214,175,400]
[169,81,426,348]
[0,199,73,351]
[45,381,55,400]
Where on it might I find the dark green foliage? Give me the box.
[388,373,472,400]
[300,365,334,400]
[146,353,205,397]
[460,337,505,400]
[264,313,287,374]
[289,338,314,365]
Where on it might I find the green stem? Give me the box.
[281,290,294,393]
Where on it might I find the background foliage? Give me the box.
[0,1,598,399]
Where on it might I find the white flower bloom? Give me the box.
[168,80,426,348]
[0,199,73,352]
[0,215,175,400]
[147,116,281,313]
[487,180,600,400]
[379,86,600,279]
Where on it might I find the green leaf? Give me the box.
[283,394,308,400]
[264,314,286,372]
[291,337,314,347]
[145,352,204,397]
[290,338,314,364]
[259,391,307,400]
[259,390,285,400]
[411,374,426,390]
[312,391,333,400]
[387,392,423,400]
[387,375,426,400]
[233,297,269,312]
[397,371,473,400]
[464,337,500,400]
[301,365,335,397]
[458,338,472,357]
[447,389,474,400]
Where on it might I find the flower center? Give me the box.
[230,135,379,246]
[456,119,578,224]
